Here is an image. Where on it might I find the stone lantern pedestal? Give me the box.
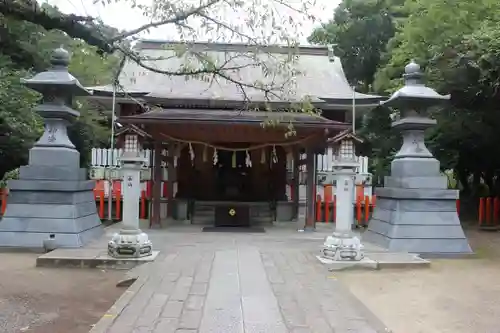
[108,145,153,258]
[0,47,103,248]
[322,133,364,261]
[363,61,472,256]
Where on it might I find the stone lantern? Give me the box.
[107,132,153,258]
[0,47,103,248]
[322,129,364,261]
[363,61,472,256]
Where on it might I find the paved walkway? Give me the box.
[91,225,388,333]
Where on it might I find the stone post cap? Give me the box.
[381,60,450,111]
[20,46,91,97]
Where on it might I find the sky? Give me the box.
[44,0,340,44]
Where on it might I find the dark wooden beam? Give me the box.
[304,148,316,230]
[292,147,300,220]
[151,140,162,227]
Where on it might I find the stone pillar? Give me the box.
[108,135,153,258]
[322,139,364,261]
[363,61,472,256]
[303,149,316,231]
[0,47,103,248]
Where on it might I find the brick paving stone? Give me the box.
[161,301,184,318]
[153,318,178,333]
[178,310,202,329]
[134,293,169,328]
[98,227,387,333]
[185,295,205,311]
[189,282,208,295]
[238,248,288,333]
[198,249,244,333]
[193,252,214,284]
[170,276,194,301]
[290,327,313,333]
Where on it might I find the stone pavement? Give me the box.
[90,225,389,333]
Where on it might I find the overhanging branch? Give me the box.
[0,0,114,54]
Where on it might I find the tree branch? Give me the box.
[0,0,114,54]
[117,45,284,101]
[110,0,223,41]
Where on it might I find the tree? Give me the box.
[375,0,500,196]
[0,59,42,178]
[308,0,407,92]
[308,0,500,196]
[0,4,120,178]
[1,0,319,103]
[307,0,407,182]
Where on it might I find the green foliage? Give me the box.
[309,0,406,92]
[0,4,119,177]
[310,0,500,196]
[0,60,43,177]
[0,168,19,189]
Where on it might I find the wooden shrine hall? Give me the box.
[87,40,382,229]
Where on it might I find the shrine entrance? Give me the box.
[118,108,349,227]
[176,143,284,203]
[214,149,251,202]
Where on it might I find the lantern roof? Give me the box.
[115,124,152,139]
[381,60,450,110]
[21,46,91,97]
[328,128,363,144]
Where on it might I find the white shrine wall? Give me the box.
[90,147,372,202]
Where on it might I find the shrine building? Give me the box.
[87,40,381,229]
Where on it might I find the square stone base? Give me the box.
[316,256,378,271]
[0,178,103,249]
[37,249,159,269]
[364,188,472,256]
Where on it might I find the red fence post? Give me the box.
[486,197,492,225]
[162,181,168,198]
[324,185,331,223]
[115,188,121,221]
[99,190,105,219]
[364,195,370,225]
[1,189,7,215]
[494,197,499,223]
[356,195,362,226]
[456,198,460,217]
[479,197,485,226]
[316,194,322,222]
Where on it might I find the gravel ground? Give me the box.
[0,252,124,333]
[335,229,500,333]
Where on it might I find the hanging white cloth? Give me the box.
[245,150,252,167]
[212,148,218,165]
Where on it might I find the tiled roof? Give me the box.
[120,108,346,129]
[89,40,382,104]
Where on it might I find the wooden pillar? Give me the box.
[292,148,300,220]
[305,147,316,230]
[151,140,162,227]
[167,142,175,218]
